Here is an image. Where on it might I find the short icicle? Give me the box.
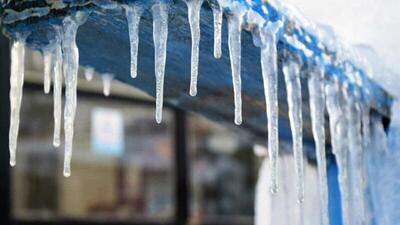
[325,81,351,225]
[259,21,282,194]
[227,13,244,125]
[9,36,27,167]
[212,4,223,59]
[53,40,63,147]
[152,2,169,124]
[61,13,87,177]
[43,48,53,94]
[185,0,204,96]
[84,67,94,81]
[282,58,304,203]
[308,67,329,225]
[102,74,113,96]
[124,3,143,79]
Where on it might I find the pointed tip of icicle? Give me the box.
[63,170,71,178]
[214,52,222,59]
[189,89,197,97]
[297,197,304,204]
[131,73,137,79]
[270,187,278,194]
[234,118,242,126]
[53,141,60,148]
[10,160,16,167]
[156,116,162,124]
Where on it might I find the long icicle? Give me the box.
[227,14,243,125]
[43,49,53,94]
[62,15,83,177]
[124,4,143,79]
[259,21,282,194]
[212,4,223,59]
[282,59,304,203]
[308,67,329,225]
[152,2,169,124]
[9,37,27,167]
[326,81,350,225]
[345,91,366,225]
[186,0,204,96]
[53,40,63,147]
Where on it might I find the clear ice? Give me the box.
[61,14,85,177]
[308,67,329,225]
[186,0,204,96]
[212,5,223,59]
[325,81,350,225]
[259,21,282,193]
[84,67,94,81]
[102,74,113,96]
[53,41,63,147]
[124,4,143,79]
[9,37,26,167]
[282,59,304,203]
[43,49,53,94]
[152,2,169,124]
[227,13,244,125]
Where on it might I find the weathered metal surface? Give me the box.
[0,0,393,151]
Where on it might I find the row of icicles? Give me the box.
[7,1,373,225]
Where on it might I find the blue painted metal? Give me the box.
[0,0,392,145]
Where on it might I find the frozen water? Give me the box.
[84,67,94,81]
[308,67,329,225]
[53,41,63,147]
[186,0,204,97]
[259,21,282,194]
[283,59,304,203]
[325,81,350,225]
[102,74,113,96]
[43,48,52,94]
[227,13,244,125]
[152,2,169,124]
[9,37,26,167]
[124,4,143,79]
[212,5,223,59]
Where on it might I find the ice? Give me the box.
[344,90,367,225]
[152,2,169,124]
[185,0,204,96]
[84,67,94,81]
[259,21,282,193]
[325,80,350,225]
[212,4,223,59]
[102,74,113,96]
[43,48,52,94]
[9,37,26,167]
[283,59,304,203]
[52,41,63,147]
[61,13,87,177]
[227,13,244,125]
[124,4,143,79]
[308,67,329,225]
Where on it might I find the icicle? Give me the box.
[124,4,143,79]
[308,67,329,225]
[43,49,53,94]
[53,41,63,147]
[212,4,223,59]
[61,13,86,177]
[344,90,367,225]
[84,67,94,81]
[361,104,371,147]
[259,21,282,194]
[9,37,27,167]
[102,74,113,96]
[152,2,169,124]
[325,81,350,225]
[185,0,204,96]
[282,59,304,203]
[227,13,244,125]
